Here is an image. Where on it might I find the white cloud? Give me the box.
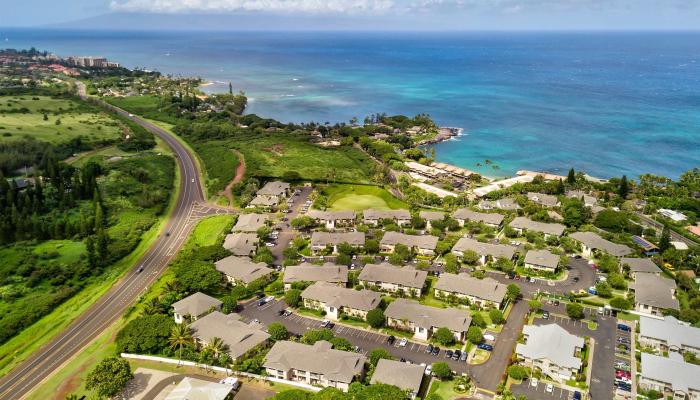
[110,0,396,14]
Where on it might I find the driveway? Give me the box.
[269,186,312,265]
[487,258,596,298]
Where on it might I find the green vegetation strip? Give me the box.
[28,215,234,398]
[0,153,182,379]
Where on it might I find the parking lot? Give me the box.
[238,298,473,374]
[512,379,580,400]
[613,323,633,398]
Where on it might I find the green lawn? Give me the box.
[0,95,122,145]
[230,134,374,184]
[429,379,462,400]
[324,184,408,211]
[189,215,235,247]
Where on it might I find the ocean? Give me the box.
[3,29,699,179]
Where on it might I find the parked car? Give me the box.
[426,344,434,353]
[573,391,582,400]
[445,350,453,359]
[398,338,408,347]
[477,344,493,351]
[530,378,539,387]
[431,346,440,356]
[545,384,553,393]
[542,311,550,319]
[257,298,267,306]
[459,351,467,362]
[424,364,432,375]
[483,334,496,341]
[572,277,579,282]
[553,300,560,306]
[452,350,461,360]
[617,323,631,332]
[387,335,396,345]
[588,287,597,295]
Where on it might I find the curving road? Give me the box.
[0,83,216,399]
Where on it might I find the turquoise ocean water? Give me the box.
[3,29,699,179]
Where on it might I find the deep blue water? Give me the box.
[2,29,699,179]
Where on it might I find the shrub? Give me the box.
[433,327,455,346]
[467,326,483,344]
[432,362,452,380]
[86,357,133,399]
[115,314,174,354]
[285,289,302,307]
[507,365,529,380]
[566,303,585,320]
[489,309,505,325]
[366,308,385,328]
[267,322,289,341]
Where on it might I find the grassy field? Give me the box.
[324,184,407,211]
[104,95,180,125]
[194,140,240,195]
[230,134,373,184]
[188,215,235,247]
[28,214,234,399]
[0,95,122,145]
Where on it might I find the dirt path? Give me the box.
[222,149,246,205]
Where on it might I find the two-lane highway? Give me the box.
[0,84,209,399]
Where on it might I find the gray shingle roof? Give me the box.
[283,263,348,285]
[257,181,290,197]
[249,195,278,207]
[524,250,560,269]
[527,192,560,207]
[358,263,428,289]
[264,340,366,384]
[478,198,521,210]
[631,274,679,310]
[452,237,515,260]
[363,209,411,221]
[311,231,365,247]
[370,359,425,394]
[232,213,269,232]
[453,209,504,226]
[190,311,270,359]
[516,324,584,370]
[307,209,356,221]
[385,298,472,333]
[640,353,700,394]
[380,231,438,251]
[569,231,632,257]
[621,258,661,274]
[419,211,445,221]
[640,315,700,351]
[214,256,272,284]
[301,281,381,311]
[223,233,259,256]
[434,273,507,303]
[172,292,222,318]
[509,217,566,237]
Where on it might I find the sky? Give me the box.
[1,0,700,30]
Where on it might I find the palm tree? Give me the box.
[163,281,180,296]
[144,297,163,315]
[205,337,228,362]
[169,324,192,365]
